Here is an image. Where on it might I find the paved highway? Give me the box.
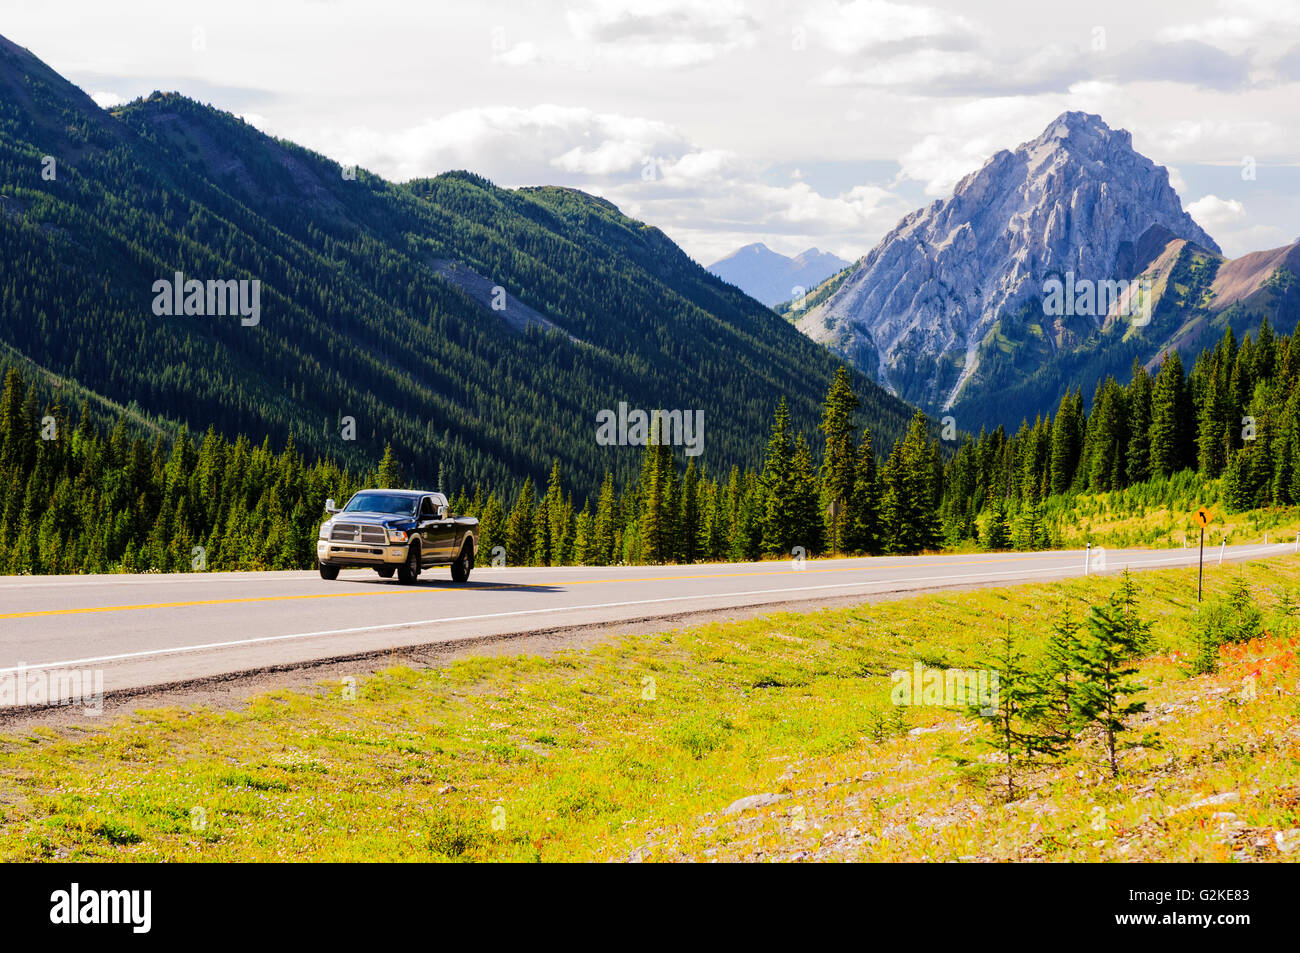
[0,543,1293,699]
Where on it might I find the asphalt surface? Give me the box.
[0,543,1293,698]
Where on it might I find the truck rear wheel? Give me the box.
[451,544,473,583]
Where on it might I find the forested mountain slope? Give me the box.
[0,34,915,497]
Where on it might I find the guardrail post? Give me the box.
[1219,535,1227,565]
[1084,543,1090,576]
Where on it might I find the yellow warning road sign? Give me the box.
[1195,507,1211,527]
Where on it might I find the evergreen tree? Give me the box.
[819,366,860,552]
[505,476,535,567]
[881,411,941,553]
[1048,389,1082,495]
[974,624,1051,800]
[1038,605,1084,750]
[982,494,1011,550]
[759,398,797,556]
[846,427,882,554]
[1125,360,1153,485]
[1074,573,1150,777]
[1148,351,1186,477]
[377,443,402,487]
[789,433,823,555]
[592,471,617,566]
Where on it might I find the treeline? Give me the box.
[0,369,363,573]
[0,365,939,573]
[7,317,1300,574]
[451,369,940,566]
[942,316,1300,548]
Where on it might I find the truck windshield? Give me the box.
[342,493,417,516]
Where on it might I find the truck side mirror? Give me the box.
[325,498,338,514]
[439,505,449,520]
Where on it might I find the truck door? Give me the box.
[420,496,456,563]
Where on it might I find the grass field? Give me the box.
[1047,475,1300,552]
[2,556,1299,862]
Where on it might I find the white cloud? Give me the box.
[1157,18,1260,47]
[90,90,124,109]
[1157,0,1300,53]
[1140,118,1290,161]
[492,42,542,69]
[821,49,990,88]
[802,0,979,55]
[16,0,1298,267]
[316,105,688,184]
[1187,194,1248,230]
[565,0,757,69]
[1166,165,1189,196]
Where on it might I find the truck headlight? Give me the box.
[387,529,409,543]
[318,523,331,540]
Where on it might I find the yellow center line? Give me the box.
[0,554,1068,621]
[0,590,399,620]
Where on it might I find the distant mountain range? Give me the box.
[796,111,1300,426]
[708,243,849,307]
[0,34,917,497]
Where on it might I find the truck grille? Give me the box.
[330,523,388,545]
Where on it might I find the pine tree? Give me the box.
[478,492,505,560]
[1038,604,1084,750]
[1085,377,1129,491]
[881,411,941,553]
[1148,351,1186,478]
[1048,389,1082,495]
[841,428,878,553]
[505,476,535,567]
[638,431,676,564]
[592,471,617,566]
[377,443,402,487]
[819,367,860,552]
[789,433,823,555]
[1073,573,1150,777]
[983,494,1011,550]
[679,457,700,563]
[1125,360,1153,485]
[974,624,1051,800]
[759,398,797,556]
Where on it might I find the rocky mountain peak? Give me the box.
[797,111,1220,412]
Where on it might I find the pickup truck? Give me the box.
[316,489,478,584]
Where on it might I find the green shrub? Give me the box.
[1185,579,1263,676]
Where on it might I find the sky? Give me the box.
[7,0,1300,265]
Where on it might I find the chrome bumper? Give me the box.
[316,539,409,565]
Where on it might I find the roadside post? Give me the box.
[1194,507,1210,603]
[1084,542,1090,575]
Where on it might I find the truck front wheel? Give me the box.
[318,563,340,580]
[398,545,421,585]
